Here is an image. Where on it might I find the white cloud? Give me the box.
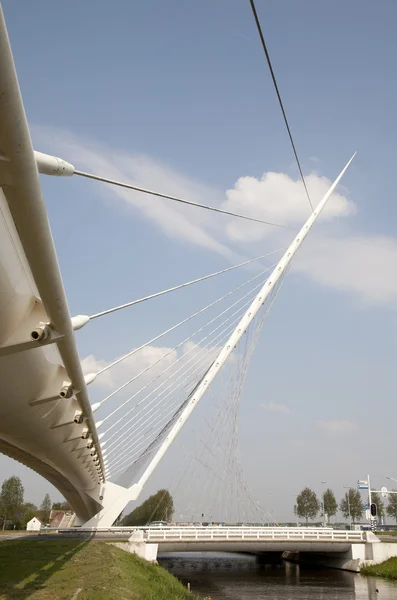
[80,340,226,405]
[261,402,291,414]
[32,125,354,257]
[81,354,115,388]
[81,345,180,391]
[33,125,237,261]
[32,126,397,307]
[318,420,357,435]
[222,171,355,243]
[295,235,397,304]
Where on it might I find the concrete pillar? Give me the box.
[256,552,283,565]
[127,530,158,563]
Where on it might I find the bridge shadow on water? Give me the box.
[0,534,94,599]
[158,552,394,600]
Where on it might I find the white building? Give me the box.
[26,517,41,531]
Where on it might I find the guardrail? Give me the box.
[143,527,365,543]
[53,525,365,543]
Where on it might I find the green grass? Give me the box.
[0,539,197,599]
[375,531,397,536]
[0,531,36,535]
[361,557,397,580]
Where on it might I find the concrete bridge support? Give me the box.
[126,530,158,563]
[256,552,283,565]
[283,533,397,572]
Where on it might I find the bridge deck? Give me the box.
[142,527,365,545]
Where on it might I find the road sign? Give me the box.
[363,505,370,510]
[357,480,369,490]
[381,486,388,498]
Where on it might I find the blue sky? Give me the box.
[2,0,397,521]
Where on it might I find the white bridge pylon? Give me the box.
[0,5,355,527]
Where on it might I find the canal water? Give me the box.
[158,553,397,599]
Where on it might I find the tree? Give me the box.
[294,488,320,525]
[340,489,363,524]
[322,488,338,522]
[122,490,174,526]
[20,503,38,528]
[0,476,24,530]
[386,491,397,524]
[40,494,52,524]
[52,501,71,511]
[371,492,385,519]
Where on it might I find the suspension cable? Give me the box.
[103,307,246,440]
[102,305,249,448]
[248,0,313,212]
[103,312,247,464]
[96,265,274,411]
[95,261,279,377]
[74,169,292,228]
[90,247,285,320]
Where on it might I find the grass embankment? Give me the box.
[0,531,37,535]
[361,557,397,580]
[0,539,196,599]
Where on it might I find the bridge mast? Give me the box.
[134,154,356,492]
[85,153,355,527]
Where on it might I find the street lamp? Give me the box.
[321,481,327,527]
[292,493,298,527]
[343,485,352,530]
[386,476,397,484]
[267,492,272,527]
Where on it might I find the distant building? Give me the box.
[49,510,65,528]
[49,510,75,528]
[26,517,41,531]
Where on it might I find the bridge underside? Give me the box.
[156,541,353,553]
[0,8,107,525]
[125,532,372,571]
[0,188,103,521]
[0,436,100,522]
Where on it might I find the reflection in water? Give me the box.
[158,553,397,600]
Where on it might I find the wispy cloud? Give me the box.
[81,341,214,392]
[32,125,352,255]
[318,420,357,435]
[32,125,237,261]
[296,235,397,305]
[261,402,291,414]
[223,170,355,243]
[32,126,397,306]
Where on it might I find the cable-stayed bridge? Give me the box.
[0,6,354,529]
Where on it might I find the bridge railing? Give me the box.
[54,525,366,542]
[143,527,365,542]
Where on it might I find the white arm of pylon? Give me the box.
[130,153,356,498]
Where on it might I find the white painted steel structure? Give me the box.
[79,153,355,528]
[56,527,367,556]
[142,527,365,543]
[55,526,365,542]
[0,6,107,523]
[0,5,356,527]
[125,527,368,563]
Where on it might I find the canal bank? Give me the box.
[362,557,397,580]
[158,552,397,599]
[0,539,195,599]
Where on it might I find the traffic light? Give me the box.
[370,503,377,517]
